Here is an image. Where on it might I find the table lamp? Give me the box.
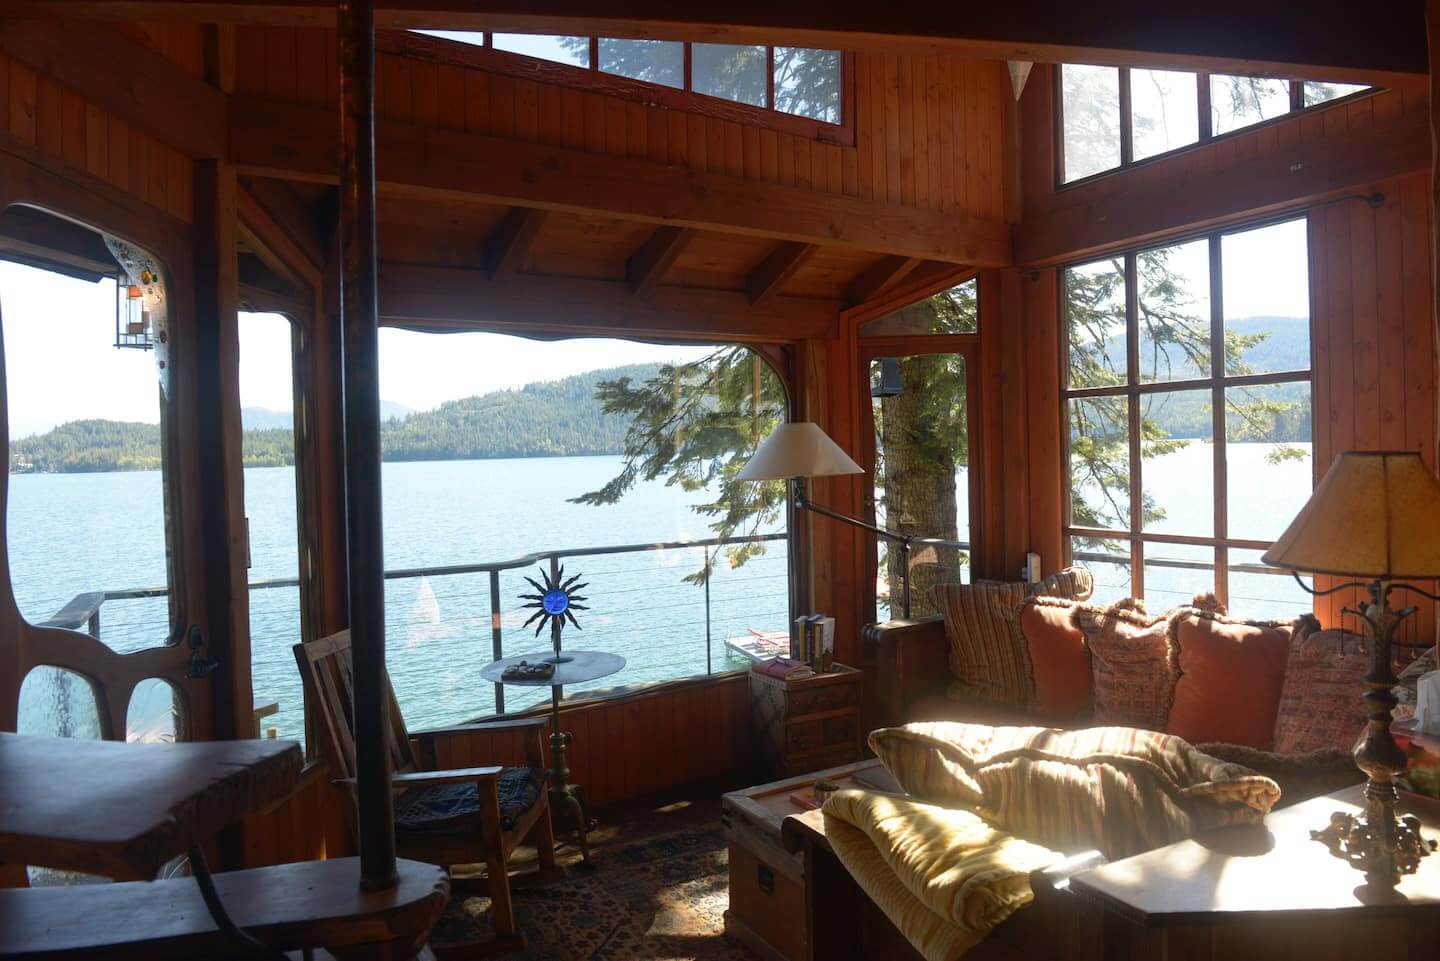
[738,422,965,618]
[1262,450,1440,884]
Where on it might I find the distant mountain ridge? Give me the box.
[13,364,663,473]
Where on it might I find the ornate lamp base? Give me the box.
[1308,580,1437,885]
[1311,791,1436,886]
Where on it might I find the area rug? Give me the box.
[432,827,755,960]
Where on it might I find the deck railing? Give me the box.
[41,531,792,724]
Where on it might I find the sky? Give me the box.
[0,261,712,438]
[0,215,1310,439]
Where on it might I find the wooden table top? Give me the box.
[0,733,303,880]
[1069,785,1440,924]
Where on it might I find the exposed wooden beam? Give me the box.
[379,262,837,343]
[1016,100,1431,266]
[4,2,1426,85]
[746,242,817,306]
[237,190,322,289]
[481,207,547,278]
[228,96,1012,266]
[625,226,694,294]
[846,255,922,306]
[0,20,226,159]
[237,179,327,280]
[0,206,119,280]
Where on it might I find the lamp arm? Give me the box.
[1388,581,1440,604]
[793,485,908,543]
[1288,572,1371,597]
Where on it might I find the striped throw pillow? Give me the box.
[935,567,1094,709]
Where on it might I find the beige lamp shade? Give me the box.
[1262,450,1440,579]
[736,422,864,481]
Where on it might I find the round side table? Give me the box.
[481,649,625,861]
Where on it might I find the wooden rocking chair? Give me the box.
[295,629,558,956]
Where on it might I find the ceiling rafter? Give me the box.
[625,226,695,294]
[846,255,923,306]
[482,207,548,278]
[746,242,818,307]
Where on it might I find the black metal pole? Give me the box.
[338,0,396,892]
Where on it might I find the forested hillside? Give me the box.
[11,364,662,473]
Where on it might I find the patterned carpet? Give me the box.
[432,826,756,961]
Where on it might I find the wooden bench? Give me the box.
[0,857,448,960]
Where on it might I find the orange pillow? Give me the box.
[1017,597,1091,720]
[1166,612,1291,750]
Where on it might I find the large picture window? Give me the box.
[1063,218,1313,618]
[1058,64,1371,184]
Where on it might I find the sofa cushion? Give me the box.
[869,722,1280,860]
[1165,610,1295,750]
[1073,602,1178,731]
[1016,596,1092,721]
[934,567,1094,709]
[1273,627,1370,754]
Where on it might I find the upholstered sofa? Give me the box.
[865,574,1368,804]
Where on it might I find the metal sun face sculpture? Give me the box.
[519,565,590,636]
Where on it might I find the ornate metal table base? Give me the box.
[547,690,594,862]
[482,648,625,867]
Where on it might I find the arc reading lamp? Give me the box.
[1262,450,1440,886]
[737,422,966,619]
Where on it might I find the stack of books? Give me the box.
[792,614,835,672]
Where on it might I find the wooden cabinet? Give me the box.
[749,664,863,779]
[721,759,899,961]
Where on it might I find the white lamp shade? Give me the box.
[736,422,864,481]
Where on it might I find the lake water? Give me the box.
[8,442,1313,744]
[9,454,790,743]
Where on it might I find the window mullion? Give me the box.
[588,36,599,73]
[1197,72,1213,141]
[683,41,693,92]
[1119,67,1134,166]
[1125,252,1144,600]
[766,46,775,112]
[1209,233,1229,609]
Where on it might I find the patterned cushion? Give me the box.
[394,766,547,836]
[1165,610,1303,750]
[1073,602,1178,731]
[1273,629,1370,755]
[869,722,1280,860]
[935,567,1094,709]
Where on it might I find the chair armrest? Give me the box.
[335,766,503,790]
[863,615,950,726]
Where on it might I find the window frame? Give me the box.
[855,276,982,623]
[1059,214,1315,612]
[1054,65,1377,189]
[384,30,855,146]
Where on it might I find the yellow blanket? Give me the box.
[822,789,1062,961]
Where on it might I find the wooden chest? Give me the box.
[721,759,899,961]
[749,664,863,779]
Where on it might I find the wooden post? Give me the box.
[1430,1,1440,472]
[337,0,395,891]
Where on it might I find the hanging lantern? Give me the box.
[114,278,154,350]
